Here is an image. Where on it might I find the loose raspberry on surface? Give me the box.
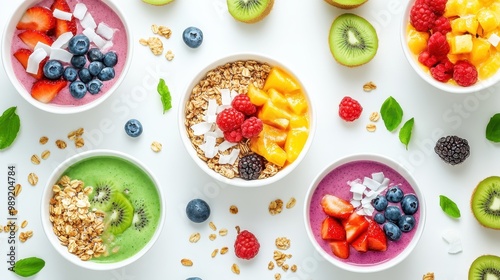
[418,51,441,68]
[453,60,478,87]
[216,107,245,132]
[430,59,454,82]
[339,96,363,122]
[232,94,257,116]
[432,16,451,35]
[427,32,450,57]
[241,117,263,139]
[410,2,436,32]
[224,128,243,143]
[234,227,260,260]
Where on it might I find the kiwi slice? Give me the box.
[468,255,500,280]
[227,0,274,23]
[88,181,116,210]
[328,13,378,67]
[324,0,368,9]
[471,176,500,229]
[131,199,151,231]
[141,0,174,5]
[105,192,134,235]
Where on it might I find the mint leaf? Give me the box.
[439,195,461,218]
[13,257,45,277]
[399,118,414,150]
[486,113,500,142]
[380,96,403,132]
[0,106,21,150]
[157,79,172,114]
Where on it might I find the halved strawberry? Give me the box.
[329,241,349,259]
[51,0,71,11]
[13,48,47,80]
[50,0,77,37]
[16,6,56,32]
[321,216,346,241]
[320,194,354,220]
[366,220,387,252]
[18,30,54,50]
[342,212,369,243]
[31,79,67,103]
[351,231,368,252]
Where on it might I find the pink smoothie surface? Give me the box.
[309,160,420,266]
[10,0,128,106]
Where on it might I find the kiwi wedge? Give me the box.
[227,0,274,23]
[468,255,500,280]
[105,192,134,235]
[88,181,116,210]
[324,0,368,9]
[471,176,500,229]
[131,199,151,231]
[141,0,174,6]
[328,13,378,67]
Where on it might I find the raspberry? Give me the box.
[224,128,243,143]
[410,2,436,32]
[241,117,263,138]
[453,60,478,87]
[216,107,245,132]
[418,50,441,68]
[432,16,451,35]
[427,32,450,57]
[338,96,362,122]
[234,228,260,260]
[430,59,454,82]
[232,94,257,116]
[425,0,447,15]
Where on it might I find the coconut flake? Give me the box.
[204,98,218,123]
[218,154,230,164]
[92,34,109,50]
[350,200,361,208]
[34,42,52,55]
[230,89,239,100]
[73,3,88,20]
[53,8,73,21]
[82,28,97,41]
[26,48,47,74]
[213,127,224,138]
[363,177,381,190]
[489,33,500,47]
[442,229,460,244]
[51,32,74,49]
[227,149,240,165]
[96,22,114,40]
[191,122,213,136]
[448,240,463,254]
[80,12,97,30]
[372,172,385,183]
[220,88,232,105]
[218,140,236,152]
[352,192,363,201]
[201,134,217,158]
[50,48,73,63]
[349,182,366,194]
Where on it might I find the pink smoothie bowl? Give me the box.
[2,0,133,114]
[303,154,426,273]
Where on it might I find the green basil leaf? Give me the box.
[0,106,21,150]
[486,113,500,142]
[439,195,461,218]
[399,118,414,150]
[380,96,403,132]
[13,257,45,277]
[157,78,172,114]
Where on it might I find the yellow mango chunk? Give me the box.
[247,84,268,106]
[451,18,467,34]
[250,136,287,167]
[268,88,290,110]
[465,0,481,15]
[289,114,309,129]
[449,34,473,54]
[258,109,289,130]
[263,67,300,93]
[470,37,491,66]
[260,100,291,121]
[260,123,287,147]
[479,52,500,79]
[407,28,429,54]
[444,0,467,17]
[477,8,499,33]
[284,128,309,164]
[285,90,308,115]
[465,16,479,35]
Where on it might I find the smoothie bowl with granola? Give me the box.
[179,53,316,187]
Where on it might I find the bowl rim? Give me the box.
[400,0,500,94]
[1,0,134,114]
[177,52,317,187]
[303,153,426,273]
[40,149,165,270]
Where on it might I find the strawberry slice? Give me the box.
[51,0,71,11]
[18,30,54,50]
[366,220,387,252]
[50,0,77,37]
[351,231,368,252]
[13,48,47,80]
[31,79,67,103]
[321,216,346,241]
[320,194,354,220]
[16,6,56,32]
[342,212,369,243]
[329,241,349,259]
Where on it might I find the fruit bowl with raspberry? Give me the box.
[178,53,316,187]
[401,0,500,93]
[303,154,426,273]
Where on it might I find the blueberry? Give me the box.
[371,195,388,211]
[87,48,104,62]
[401,194,419,215]
[63,67,78,82]
[103,51,118,67]
[397,215,416,232]
[88,61,104,76]
[374,213,385,224]
[383,222,402,241]
[124,119,143,137]
[68,34,90,55]
[182,26,203,48]
[69,81,87,99]
[97,67,115,81]
[186,198,210,223]
[78,68,92,83]
[384,205,402,222]
[43,60,64,80]
[386,185,404,203]
[186,278,202,280]
[71,55,87,69]
[87,79,103,95]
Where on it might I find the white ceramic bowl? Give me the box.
[401,0,500,94]
[303,154,426,273]
[178,53,316,187]
[40,150,165,270]
[2,0,132,114]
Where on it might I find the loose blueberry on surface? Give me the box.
[63,67,78,82]
[71,55,87,69]
[372,195,388,211]
[383,222,402,241]
[68,34,90,55]
[88,61,104,76]
[79,68,93,84]
[124,119,143,137]
[87,79,103,95]
[97,67,115,81]
[374,213,386,224]
[69,81,87,99]
[397,215,416,232]
[185,198,211,223]
[43,60,64,80]
[103,51,118,67]
[386,185,404,203]
[182,26,203,48]
[384,205,402,222]
[401,194,419,215]
[87,48,104,62]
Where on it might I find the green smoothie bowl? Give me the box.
[41,150,165,270]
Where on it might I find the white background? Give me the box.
[1,0,500,279]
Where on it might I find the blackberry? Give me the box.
[434,135,470,165]
[238,153,264,180]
